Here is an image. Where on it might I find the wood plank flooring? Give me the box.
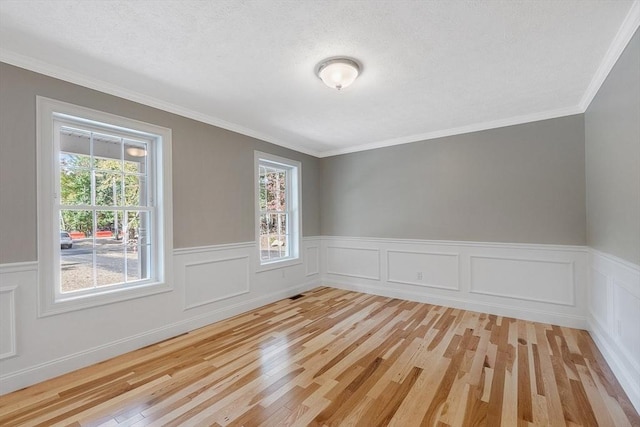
[1,287,638,426]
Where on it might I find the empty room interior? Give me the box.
[0,1,639,426]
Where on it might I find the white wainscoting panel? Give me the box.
[470,256,574,306]
[387,250,459,290]
[0,285,17,359]
[184,256,250,310]
[321,236,587,329]
[614,285,640,366]
[587,249,640,413]
[326,246,380,280]
[0,262,37,364]
[0,238,322,395]
[306,246,319,276]
[588,267,611,330]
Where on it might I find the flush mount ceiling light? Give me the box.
[126,146,147,157]
[316,58,361,91]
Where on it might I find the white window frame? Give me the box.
[254,151,302,271]
[37,97,173,316]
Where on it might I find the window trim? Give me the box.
[36,96,173,317]
[254,151,302,272]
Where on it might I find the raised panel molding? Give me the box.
[613,285,640,369]
[183,256,250,310]
[588,268,611,332]
[0,285,17,360]
[387,250,459,290]
[306,246,319,276]
[326,246,380,280]
[469,255,575,306]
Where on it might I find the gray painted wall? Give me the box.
[8,47,632,262]
[320,115,587,245]
[0,63,321,264]
[585,29,640,265]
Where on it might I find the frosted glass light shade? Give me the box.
[317,58,360,90]
[126,146,147,157]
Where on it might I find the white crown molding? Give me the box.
[318,105,583,157]
[579,0,640,111]
[0,49,321,158]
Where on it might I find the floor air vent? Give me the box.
[289,294,304,300]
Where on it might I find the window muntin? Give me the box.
[256,153,301,266]
[37,97,173,316]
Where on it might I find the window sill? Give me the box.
[38,280,172,317]
[255,257,302,273]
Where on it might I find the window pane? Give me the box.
[132,211,152,245]
[128,244,151,282]
[60,210,93,293]
[259,213,270,261]
[61,252,94,293]
[126,250,140,282]
[277,212,287,236]
[124,174,147,207]
[260,213,284,260]
[277,171,286,210]
[266,172,276,207]
[95,210,125,241]
[60,167,91,206]
[265,170,287,212]
[268,213,280,236]
[60,127,91,166]
[93,133,122,170]
[60,209,93,238]
[279,235,288,258]
[96,247,125,287]
[124,140,147,174]
[60,152,91,170]
[124,211,151,282]
[259,168,267,211]
[95,172,123,206]
[60,128,92,206]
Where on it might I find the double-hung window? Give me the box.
[37,97,173,316]
[255,152,301,268]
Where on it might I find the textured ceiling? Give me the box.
[0,1,638,157]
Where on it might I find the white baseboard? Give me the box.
[325,280,586,329]
[0,279,319,394]
[588,317,640,413]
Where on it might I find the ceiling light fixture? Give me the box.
[316,58,361,91]
[126,146,147,157]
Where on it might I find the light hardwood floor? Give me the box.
[0,287,638,426]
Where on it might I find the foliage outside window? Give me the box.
[256,152,301,267]
[37,97,172,316]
